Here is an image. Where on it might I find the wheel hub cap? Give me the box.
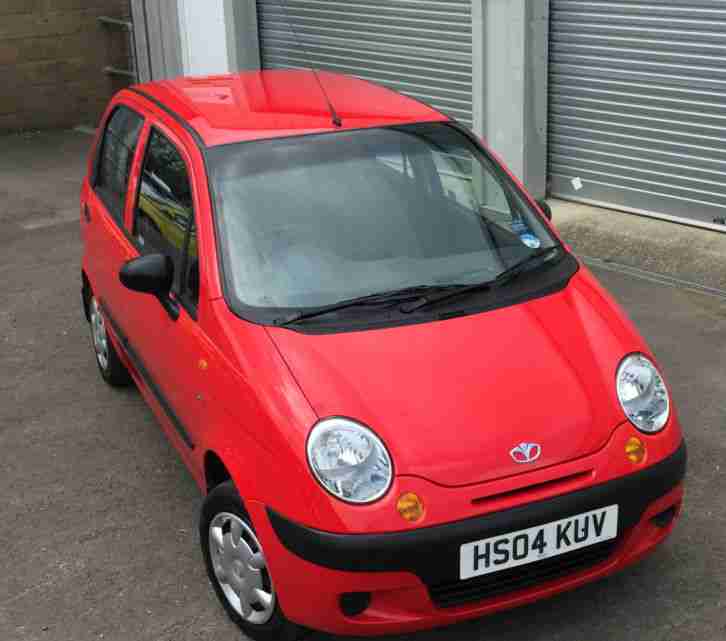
[209,513,275,624]
[90,297,109,370]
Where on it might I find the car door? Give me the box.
[84,104,145,319]
[121,124,208,457]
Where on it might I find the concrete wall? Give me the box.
[473,0,549,199]
[0,0,132,133]
[131,0,259,82]
[130,0,183,83]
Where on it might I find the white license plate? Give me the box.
[459,505,618,580]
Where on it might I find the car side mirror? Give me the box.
[536,199,553,221]
[119,254,179,320]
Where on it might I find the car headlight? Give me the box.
[616,354,670,433]
[307,418,393,504]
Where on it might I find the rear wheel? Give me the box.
[88,295,132,387]
[200,481,301,641]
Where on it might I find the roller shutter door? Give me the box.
[549,1,726,227]
[256,0,473,128]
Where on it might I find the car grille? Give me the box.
[428,539,619,609]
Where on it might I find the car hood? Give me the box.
[265,268,643,487]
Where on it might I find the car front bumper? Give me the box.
[251,440,686,636]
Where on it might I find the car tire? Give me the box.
[87,294,132,387]
[200,481,302,641]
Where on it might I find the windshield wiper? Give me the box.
[273,285,455,326]
[399,246,564,314]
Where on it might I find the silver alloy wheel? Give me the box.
[89,297,109,371]
[209,512,276,625]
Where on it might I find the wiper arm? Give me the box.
[274,285,454,326]
[490,245,563,287]
[400,246,563,314]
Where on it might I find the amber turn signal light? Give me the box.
[625,436,646,464]
[397,492,425,523]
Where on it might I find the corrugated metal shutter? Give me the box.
[256,0,473,127]
[549,0,726,226]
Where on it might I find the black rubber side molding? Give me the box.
[268,440,686,586]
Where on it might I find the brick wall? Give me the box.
[0,0,133,133]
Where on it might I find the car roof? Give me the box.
[128,69,450,147]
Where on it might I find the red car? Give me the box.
[80,70,686,640]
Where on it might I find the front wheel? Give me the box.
[199,482,301,641]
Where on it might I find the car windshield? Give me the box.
[208,123,559,312]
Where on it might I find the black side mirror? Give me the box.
[120,254,179,320]
[536,199,553,221]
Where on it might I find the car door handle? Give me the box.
[82,203,91,222]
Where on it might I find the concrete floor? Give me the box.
[553,198,726,292]
[1,130,724,641]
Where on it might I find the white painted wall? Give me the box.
[177,0,231,75]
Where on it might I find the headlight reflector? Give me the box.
[307,418,392,504]
[616,354,669,433]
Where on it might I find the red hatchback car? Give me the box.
[81,70,686,640]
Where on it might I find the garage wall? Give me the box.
[548,0,726,229]
[0,0,133,133]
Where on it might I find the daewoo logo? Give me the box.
[510,442,542,464]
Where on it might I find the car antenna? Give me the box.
[312,68,342,128]
[276,0,342,128]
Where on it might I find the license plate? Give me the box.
[459,505,618,580]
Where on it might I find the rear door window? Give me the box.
[94,106,144,224]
